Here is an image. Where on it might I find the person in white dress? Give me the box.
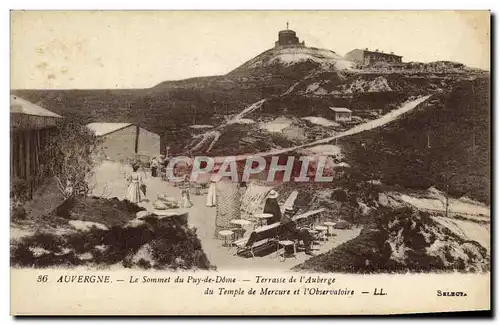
[206,166,220,207]
[125,164,144,204]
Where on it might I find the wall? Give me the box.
[99,125,137,162]
[98,125,160,161]
[335,112,352,122]
[345,49,402,65]
[11,127,55,198]
[137,127,161,158]
[364,51,402,64]
[344,49,365,63]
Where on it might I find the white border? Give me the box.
[2,1,497,323]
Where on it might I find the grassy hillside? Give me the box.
[341,76,490,204]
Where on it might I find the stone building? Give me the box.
[275,23,306,47]
[87,122,160,161]
[345,48,403,65]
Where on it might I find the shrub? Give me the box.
[11,203,27,221]
[38,118,102,200]
[10,177,28,202]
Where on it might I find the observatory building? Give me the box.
[275,23,305,47]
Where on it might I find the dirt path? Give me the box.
[91,161,361,271]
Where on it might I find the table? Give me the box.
[230,219,253,227]
[218,230,234,249]
[253,213,274,227]
[314,225,328,241]
[230,219,253,239]
[323,222,336,236]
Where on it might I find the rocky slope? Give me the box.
[293,207,489,273]
[10,196,213,270]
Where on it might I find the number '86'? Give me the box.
[37,275,48,283]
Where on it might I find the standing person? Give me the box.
[126,164,144,204]
[263,190,281,225]
[158,154,166,180]
[150,157,160,177]
[206,166,220,207]
[180,174,194,208]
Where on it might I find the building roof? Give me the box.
[87,122,133,136]
[330,107,352,113]
[10,95,62,118]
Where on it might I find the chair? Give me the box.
[233,223,281,258]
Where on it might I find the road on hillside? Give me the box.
[210,94,432,163]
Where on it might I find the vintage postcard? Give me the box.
[10,10,491,315]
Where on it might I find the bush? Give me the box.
[10,177,28,202]
[10,209,212,270]
[11,202,26,221]
[38,118,101,199]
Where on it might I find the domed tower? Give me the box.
[275,22,305,47]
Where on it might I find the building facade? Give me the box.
[345,48,403,65]
[10,95,63,197]
[330,107,352,122]
[275,25,306,48]
[87,123,160,161]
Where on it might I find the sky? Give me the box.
[10,10,490,89]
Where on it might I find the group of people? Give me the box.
[126,155,314,256]
[149,155,168,178]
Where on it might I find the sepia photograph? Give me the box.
[9,9,491,315]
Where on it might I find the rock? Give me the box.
[126,219,146,228]
[78,252,93,260]
[29,246,51,257]
[153,200,168,210]
[358,201,371,216]
[157,194,177,203]
[69,220,108,232]
[334,220,351,229]
[136,210,152,219]
[94,245,107,252]
[157,212,189,226]
[378,193,389,207]
[132,244,155,267]
[174,257,186,267]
